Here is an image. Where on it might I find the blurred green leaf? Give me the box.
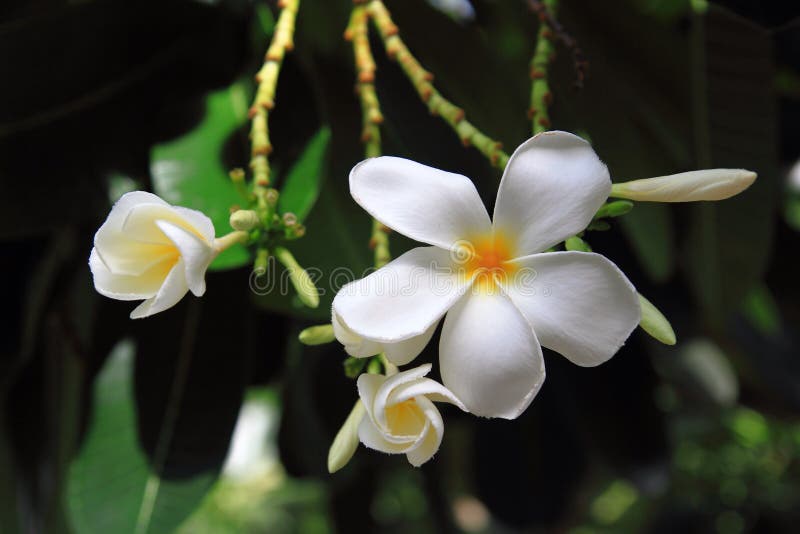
[278,127,331,222]
[151,81,252,271]
[683,7,777,323]
[68,339,214,534]
[620,204,675,283]
[740,284,781,337]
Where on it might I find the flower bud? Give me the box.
[611,169,756,202]
[265,188,279,208]
[89,191,216,318]
[328,400,366,473]
[298,324,335,345]
[229,209,259,231]
[274,246,319,308]
[638,293,676,345]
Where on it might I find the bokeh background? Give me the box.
[2,0,800,532]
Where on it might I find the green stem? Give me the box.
[366,0,509,169]
[529,0,558,135]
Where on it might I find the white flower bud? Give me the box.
[611,169,756,202]
[357,364,466,467]
[89,191,216,318]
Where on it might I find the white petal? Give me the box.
[358,415,412,454]
[333,247,470,342]
[492,131,611,255]
[172,206,216,243]
[372,364,433,430]
[504,251,640,367]
[382,321,438,366]
[388,378,466,411]
[405,397,442,467]
[122,204,196,245]
[332,311,435,365]
[350,157,491,250]
[356,372,387,423]
[156,220,213,296]
[129,258,190,319]
[439,291,545,419]
[332,312,383,358]
[103,191,169,231]
[89,248,174,300]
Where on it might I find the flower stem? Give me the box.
[213,231,250,253]
[347,4,392,269]
[528,0,558,135]
[365,0,510,169]
[249,0,300,217]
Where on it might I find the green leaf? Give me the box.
[277,127,331,222]
[619,204,675,283]
[68,338,214,534]
[150,81,252,271]
[683,7,777,323]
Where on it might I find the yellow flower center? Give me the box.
[461,232,518,292]
[385,399,426,437]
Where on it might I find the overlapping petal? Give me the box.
[333,246,471,342]
[129,258,190,319]
[492,131,611,255]
[156,220,213,296]
[504,251,640,366]
[332,312,437,366]
[439,291,545,419]
[350,157,491,250]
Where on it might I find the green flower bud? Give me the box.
[298,324,335,345]
[638,293,676,345]
[274,246,319,308]
[229,209,259,231]
[594,200,634,219]
[328,400,366,473]
[565,236,592,252]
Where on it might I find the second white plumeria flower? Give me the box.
[333,131,641,419]
[89,191,217,319]
[358,364,466,467]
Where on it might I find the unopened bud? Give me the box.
[298,324,335,346]
[565,236,592,252]
[265,188,279,207]
[229,209,259,231]
[274,246,319,308]
[328,400,366,473]
[282,212,298,227]
[594,200,634,219]
[638,293,676,345]
[611,169,756,202]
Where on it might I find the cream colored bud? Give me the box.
[229,209,259,231]
[611,169,756,202]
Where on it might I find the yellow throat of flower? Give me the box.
[461,232,518,292]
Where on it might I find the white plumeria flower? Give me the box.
[358,364,466,467]
[334,131,641,419]
[89,191,216,319]
[333,311,436,365]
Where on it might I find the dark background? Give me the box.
[2,0,800,532]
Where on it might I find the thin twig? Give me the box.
[366,0,510,169]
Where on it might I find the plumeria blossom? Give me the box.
[333,131,641,419]
[89,191,217,319]
[357,364,466,467]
